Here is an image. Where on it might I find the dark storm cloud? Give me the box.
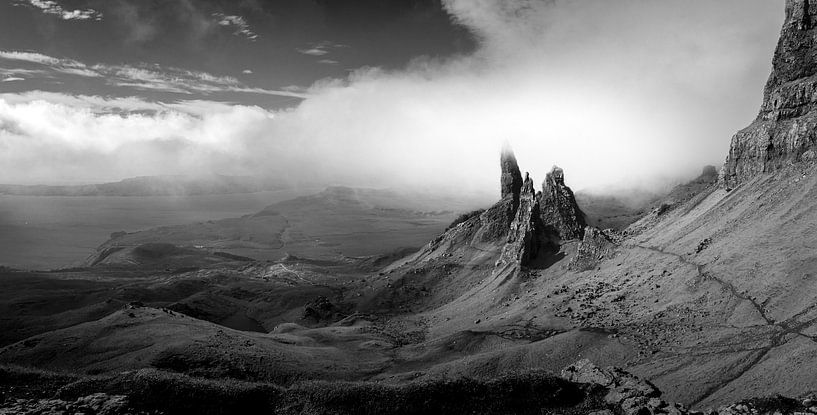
[0,0,474,90]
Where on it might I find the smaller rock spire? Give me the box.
[538,165,586,241]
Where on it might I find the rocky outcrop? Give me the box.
[495,151,589,268]
[494,153,587,268]
[568,227,616,271]
[722,0,817,188]
[387,145,587,284]
[538,166,587,240]
[562,360,817,415]
[302,296,344,323]
[500,142,524,202]
[562,360,669,415]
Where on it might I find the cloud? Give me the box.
[0,68,46,80]
[0,92,275,184]
[256,0,782,193]
[102,64,309,97]
[0,1,785,196]
[14,0,102,21]
[297,48,329,56]
[0,50,308,98]
[1,91,167,114]
[242,69,253,74]
[296,42,349,57]
[0,51,61,65]
[318,59,339,65]
[2,77,25,82]
[0,51,101,78]
[213,13,258,41]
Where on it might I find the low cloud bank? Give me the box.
[0,0,783,195]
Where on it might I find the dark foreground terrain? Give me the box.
[7,360,814,415]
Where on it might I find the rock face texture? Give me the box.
[538,166,587,241]
[723,0,817,188]
[361,145,589,314]
[498,173,543,267]
[494,150,590,268]
[433,145,588,270]
[365,144,591,317]
[494,151,590,268]
[493,148,593,269]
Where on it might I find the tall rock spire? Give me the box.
[722,0,817,188]
[500,142,523,201]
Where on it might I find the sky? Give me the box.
[0,0,786,196]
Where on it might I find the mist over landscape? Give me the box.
[0,0,783,193]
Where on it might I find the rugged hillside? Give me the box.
[4,147,817,412]
[0,175,284,197]
[358,145,588,315]
[4,2,817,413]
[625,157,817,407]
[723,0,817,188]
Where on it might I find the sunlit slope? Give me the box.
[624,162,817,406]
[354,162,817,408]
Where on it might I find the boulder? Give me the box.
[568,227,616,271]
[562,360,683,415]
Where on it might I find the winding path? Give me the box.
[632,244,817,406]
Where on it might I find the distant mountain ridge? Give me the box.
[0,175,285,197]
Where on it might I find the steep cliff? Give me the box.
[723,0,817,188]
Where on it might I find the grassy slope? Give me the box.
[627,162,817,406]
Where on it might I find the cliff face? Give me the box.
[723,0,817,188]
